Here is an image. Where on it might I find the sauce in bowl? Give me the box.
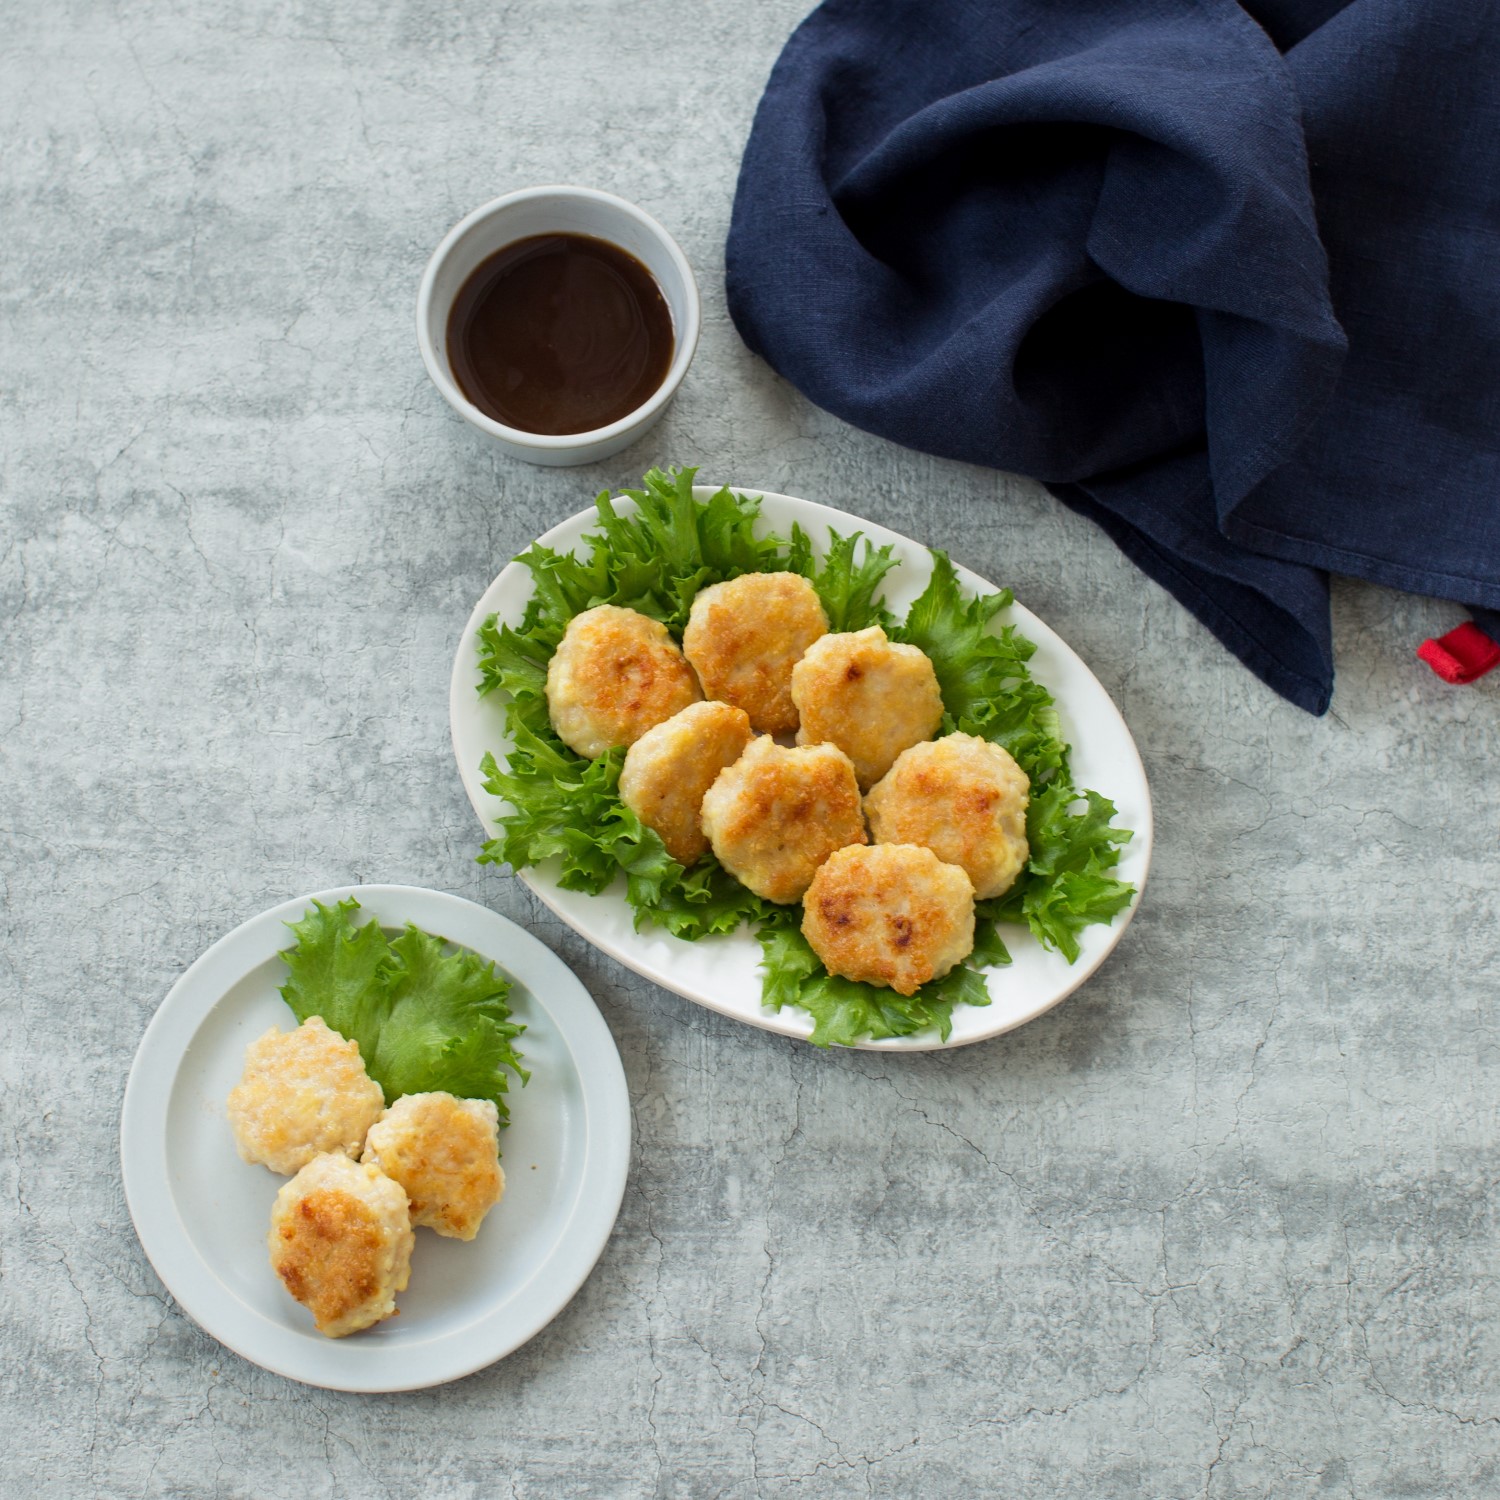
[446,232,675,436]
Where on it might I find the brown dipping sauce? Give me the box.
[446,233,675,436]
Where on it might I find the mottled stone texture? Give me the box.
[2,2,1498,1496]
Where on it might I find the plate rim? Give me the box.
[119,882,632,1392]
[449,484,1153,1051]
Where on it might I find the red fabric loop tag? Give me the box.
[1416,621,1500,684]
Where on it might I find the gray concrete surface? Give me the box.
[3,2,1498,1496]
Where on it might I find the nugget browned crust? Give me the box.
[618,700,754,866]
[268,1153,413,1337]
[362,1092,505,1242]
[699,736,867,904]
[682,572,829,733]
[791,626,945,789]
[545,604,701,759]
[865,732,1031,899]
[227,1017,385,1176]
[801,844,976,996]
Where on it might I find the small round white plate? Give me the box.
[450,487,1153,1050]
[120,884,631,1392]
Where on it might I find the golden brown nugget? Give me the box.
[682,572,829,733]
[618,700,754,866]
[268,1152,413,1338]
[699,736,867,904]
[227,1016,385,1176]
[865,732,1031,899]
[362,1091,505,1242]
[801,844,976,997]
[545,604,701,759]
[791,626,944,789]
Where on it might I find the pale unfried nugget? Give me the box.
[268,1152,414,1338]
[865,732,1031,899]
[682,572,829,733]
[227,1016,385,1176]
[618,700,754,866]
[362,1092,505,1242]
[801,844,976,996]
[699,736,867,904]
[546,604,700,759]
[792,626,944,789]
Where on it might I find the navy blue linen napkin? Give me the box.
[726,0,1500,713]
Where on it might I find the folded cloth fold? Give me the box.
[727,0,1500,713]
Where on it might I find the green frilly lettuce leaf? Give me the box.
[280,897,528,1127]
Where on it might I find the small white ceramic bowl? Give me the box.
[416,186,700,467]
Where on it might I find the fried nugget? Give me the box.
[227,1016,385,1176]
[682,572,829,733]
[865,732,1031,899]
[545,604,701,759]
[801,844,976,996]
[618,700,754,866]
[791,626,944,789]
[268,1152,413,1337]
[362,1091,506,1242]
[699,736,867,904]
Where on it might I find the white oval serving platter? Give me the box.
[450,487,1152,1051]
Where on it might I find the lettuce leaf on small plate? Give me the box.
[280,895,527,1125]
